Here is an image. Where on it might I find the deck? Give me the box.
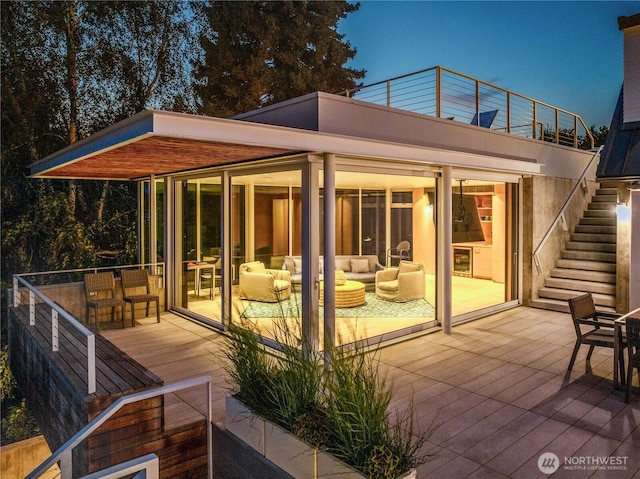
[101,307,640,478]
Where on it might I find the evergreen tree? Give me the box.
[194,0,365,117]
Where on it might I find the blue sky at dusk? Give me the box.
[339,1,639,128]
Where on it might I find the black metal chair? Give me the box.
[625,316,640,403]
[567,293,625,383]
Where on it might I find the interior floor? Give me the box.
[183,275,506,346]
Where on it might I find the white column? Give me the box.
[437,168,453,334]
[222,172,232,328]
[630,190,640,310]
[323,154,336,365]
[149,175,157,274]
[165,177,175,310]
[302,158,321,354]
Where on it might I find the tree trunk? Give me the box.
[65,0,79,216]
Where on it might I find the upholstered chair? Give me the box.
[375,260,425,302]
[239,261,292,302]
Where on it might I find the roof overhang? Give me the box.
[30,108,546,181]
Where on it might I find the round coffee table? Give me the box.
[319,280,366,308]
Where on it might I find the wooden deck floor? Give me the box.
[102,307,640,478]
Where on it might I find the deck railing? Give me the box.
[11,262,165,395]
[26,375,213,479]
[340,66,594,149]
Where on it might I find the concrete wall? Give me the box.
[522,165,598,305]
[0,436,59,479]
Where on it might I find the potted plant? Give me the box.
[223,317,431,479]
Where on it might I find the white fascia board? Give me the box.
[151,111,542,176]
[30,110,155,177]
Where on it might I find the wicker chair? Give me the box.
[121,269,160,326]
[625,316,640,403]
[567,293,625,382]
[84,272,124,330]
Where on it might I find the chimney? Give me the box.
[618,13,640,123]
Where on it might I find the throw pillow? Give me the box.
[335,269,347,285]
[350,258,370,273]
[398,261,421,275]
[246,262,266,274]
[335,258,351,272]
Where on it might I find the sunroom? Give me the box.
[29,67,597,351]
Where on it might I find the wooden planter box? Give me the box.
[225,396,417,479]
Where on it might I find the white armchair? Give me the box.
[375,260,425,302]
[239,261,291,302]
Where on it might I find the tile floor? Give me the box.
[103,306,640,478]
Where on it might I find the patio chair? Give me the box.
[238,261,291,302]
[386,240,411,267]
[375,260,425,302]
[625,316,640,403]
[121,269,160,326]
[84,272,124,330]
[567,293,625,382]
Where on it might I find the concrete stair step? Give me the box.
[550,268,616,284]
[570,233,616,243]
[588,202,616,211]
[579,217,617,226]
[565,241,616,253]
[555,258,616,272]
[537,287,616,307]
[561,250,616,262]
[596,187,618,195]
[583,209,615,218]
[544,277,616,295]
[574,224,617,234]
[591,194,617,203]
[531,298,616,314]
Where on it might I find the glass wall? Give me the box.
[173,178,223,325]
[450,179,518,319]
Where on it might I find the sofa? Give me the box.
[375,260,425,302]
[239,261,292,302]
[283,255,383,291]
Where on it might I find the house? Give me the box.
[14,58,640,478]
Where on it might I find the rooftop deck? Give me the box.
[101,307,640,478]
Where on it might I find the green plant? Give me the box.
[224,305,432,478]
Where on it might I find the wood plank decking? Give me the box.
[102,307,640,478]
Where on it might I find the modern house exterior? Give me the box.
[9,14,640,477]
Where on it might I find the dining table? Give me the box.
[613,306,640,389]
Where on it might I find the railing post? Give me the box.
[386,80,391,107]
[574,116,578,148]
[555,108,559,145]
[436,66,441,118]
[475,79,480,125]
[59,450,72,479]
[506,92,511,133]
[87,335,96,394]
[52,310,59,352]
[13,276,19,306]
[532,100,537,139]
[29,290,35,325]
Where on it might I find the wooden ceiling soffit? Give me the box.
[34,136,300,180]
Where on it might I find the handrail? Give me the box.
[532,145,604,274]
[78,454,159,479]
[340,65,594,149]
[26,375,213,479]
[13,274,97,394]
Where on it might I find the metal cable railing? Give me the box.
[340,66,594,149]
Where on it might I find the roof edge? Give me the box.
[30,110,155,178]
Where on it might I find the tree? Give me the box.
[193,0,365,118]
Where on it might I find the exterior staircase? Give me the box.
[532,185,617,313]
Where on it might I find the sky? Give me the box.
[338,1,640,128]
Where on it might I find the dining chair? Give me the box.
[567,293,625,383]
[84,272,124,330]
[625,316,640,403]
[121,269,160,326]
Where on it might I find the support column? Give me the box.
[629,190,640,310]
[149,175,157,274]
[302,159,321,354]
[164,177,175,311]
[222,172,232,329]
[437,168,453,334]
[323,154,336,365]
